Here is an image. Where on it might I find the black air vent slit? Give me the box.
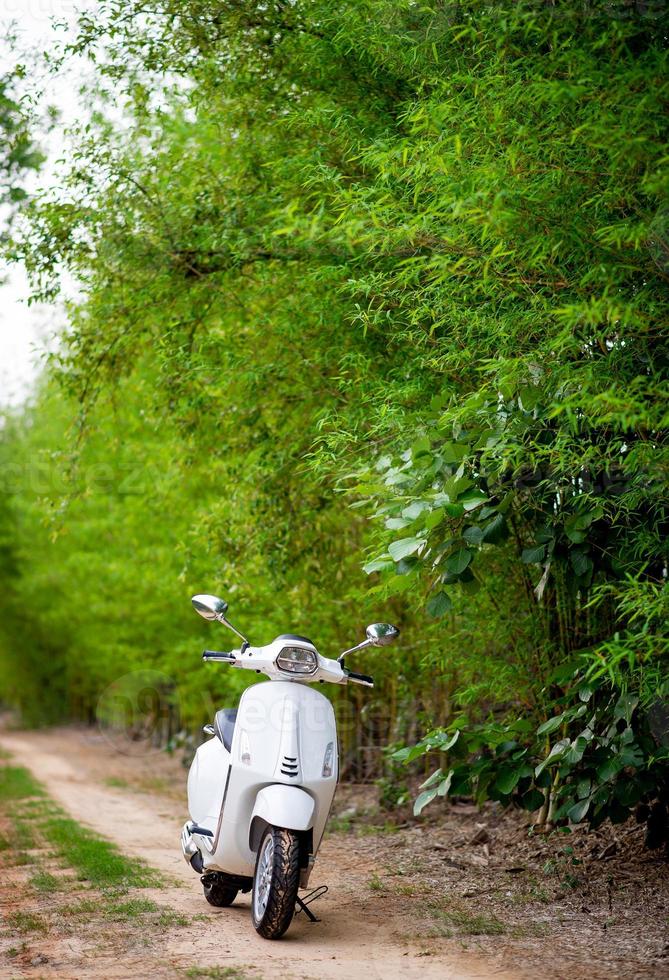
[284,757,297,762]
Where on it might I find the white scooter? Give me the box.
[180,593,399,939]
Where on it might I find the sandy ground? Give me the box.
[0,728,524,980]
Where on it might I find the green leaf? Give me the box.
[537,713,565,735]
[419,768,443,790]
[388,537,425,561]
[519,385,541,410]
[426,590,453,617]
[402,501,429,520]
[522,788,545,811]
[522,544,546,564]
[567,798,590,823]
[412,436,431,458]
[596,757,621,782]
[481,512,507,544]
[438,770,454,797]
[570,551,593,577]
[445,548,472,574]
[459,490,488,511]
[495,766,521,795]
[363,557,393,575]
[435,729,460,752]
[535,739,570,777]
[463,525,483,546]
[441,442,467,463]
[385,517,412,530]
[413,786,439,816]
[424,507,446,529]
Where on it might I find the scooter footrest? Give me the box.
[189,824,213,837]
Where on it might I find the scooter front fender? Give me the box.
[249,784,315,853]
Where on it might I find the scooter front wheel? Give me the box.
[251,826,300,939]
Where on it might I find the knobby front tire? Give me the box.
[251,826,300,939]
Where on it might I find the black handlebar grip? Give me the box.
[202,650,235,662]
[346,669,374,686]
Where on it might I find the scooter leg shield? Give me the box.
[249,785,315,853]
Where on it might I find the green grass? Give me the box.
[185,969,257,980]
[428,903,507,937]
[326,814,352,833]
[104,898,159,921]
[104,776,129,789]
[11,814,37,849]
[41,815,163,888]
[61,895,188,928]
[11,851,32,866]
[157,908,190,928]
[29,869,61,893]
[0,766,45,801]
[7,910,48,935]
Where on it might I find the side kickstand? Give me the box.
[294,885,328,923]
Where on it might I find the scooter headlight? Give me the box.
[276,646,318,675]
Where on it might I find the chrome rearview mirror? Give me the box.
[366,623,400,646]
[192,594,229,622]
[338,621,400,662]
[191,594,248,644]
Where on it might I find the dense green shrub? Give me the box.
[0,1,667,831]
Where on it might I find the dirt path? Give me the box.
[0,728,522,980]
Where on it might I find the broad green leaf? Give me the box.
[412,436,431,458]
[570,551,593,577]
[495,766,521,795]
[438,770,454,797]
[445,547,472,574]
[363,557,393,575]
[459,490,488,511]
[424,507,446,529]
[402,501,430,520]
[413,786,439,816]
[536,713,565,735]
[436,729,460,752]
[419,767,443,790]
[567,798,590,823]
[463,525,483,546]
[481,512,507,543]
[388,537,425,561]
[522,544,545,564]
[426,590,453,617]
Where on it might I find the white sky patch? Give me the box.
[0,0,93,408]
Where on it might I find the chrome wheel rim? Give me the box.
[253,833,274,921]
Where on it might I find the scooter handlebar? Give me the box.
[345,669,374,688]
[202,650,237,663]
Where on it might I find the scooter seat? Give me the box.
[214,708,237,752]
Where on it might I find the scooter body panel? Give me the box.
[187,680,338,876]
[187,735,230,837]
